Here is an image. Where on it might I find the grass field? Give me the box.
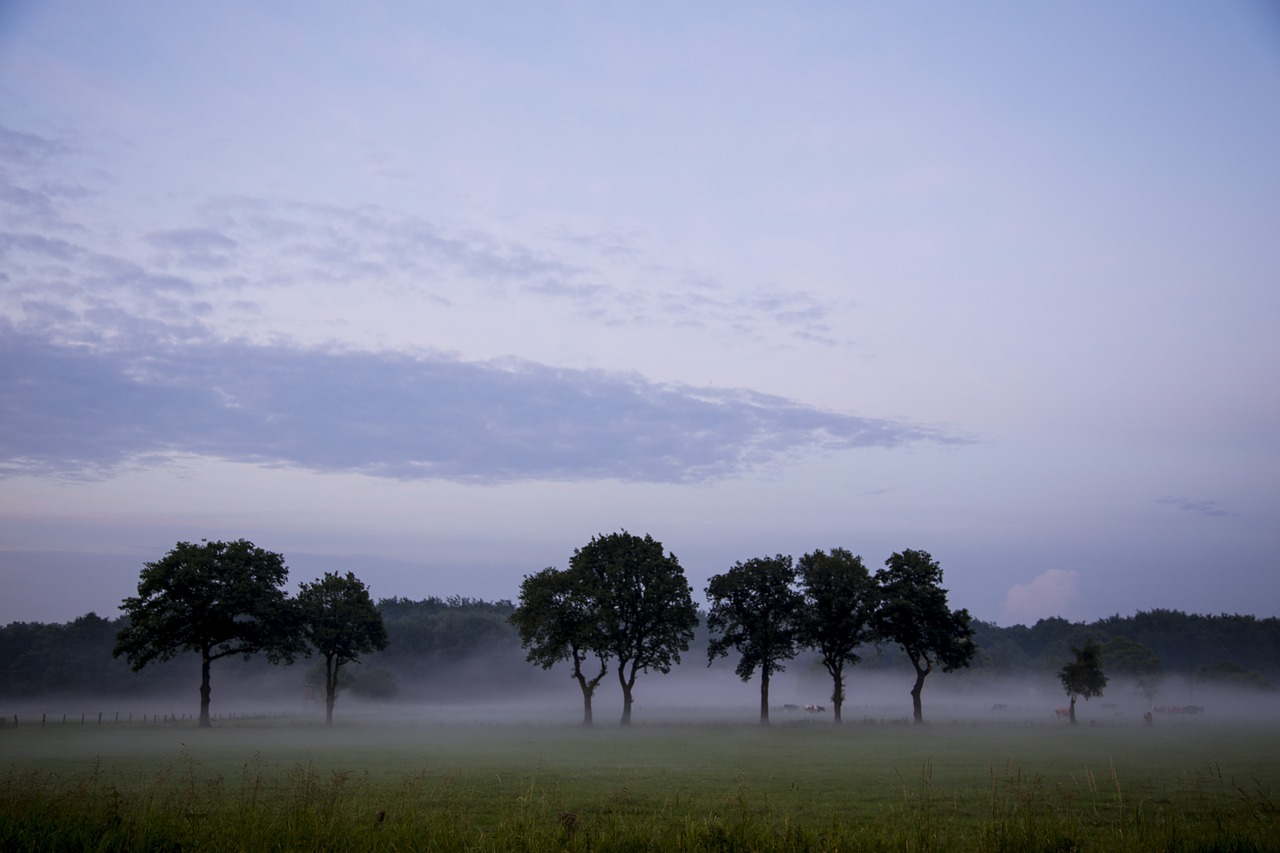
[2,711,1278,851]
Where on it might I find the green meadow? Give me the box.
[2,716,1277,851]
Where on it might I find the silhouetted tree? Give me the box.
[873,549,975,724]
[1192,661,1277,692]
[298,571,388,725]
[1058,638,1108,723]
[706,554,803,724]
[510,566,609,725]
[796,548,877,723]
[114,540,302,727]
[1101,636,1162,704]
[572,531,698,725]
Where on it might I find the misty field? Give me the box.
[2,714,1277,852]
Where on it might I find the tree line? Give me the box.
[2,535,1277,726]
[508,534,974,726]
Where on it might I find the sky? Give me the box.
[1,1,1277,628]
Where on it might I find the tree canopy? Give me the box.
[1101,636,1162,704]
[570,531,698,725]
[113,539,302,727]
[706,554,803,724]
[873,549,975,724]
[297,571,388,725]
[795,548,877,723]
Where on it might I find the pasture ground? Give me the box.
[2,710,1277,851]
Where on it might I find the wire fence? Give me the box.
[0,710,300,728]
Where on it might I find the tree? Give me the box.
[796,548,877,723]
[1101,636,1163,704]
[706,555,803,724]
[571,531,698,725]
[872,549,975,724]
[113,540,302,727]
[510,566,610,726]
[1058,638,1108,724]
[297,571,389,725]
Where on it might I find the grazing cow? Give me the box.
[1054,708,1071,719]
[803,704,826,713]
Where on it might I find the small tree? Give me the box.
[705,555,803,724]
[873,549,975,724]
[113,539,302,727]
[297,571,389,725]
[795,548,877,723]
[510,565,610,726]
[1058,638,1108,724]
[572,531,698,725]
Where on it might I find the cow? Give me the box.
[804,704,826,713]
[1054,708,1071,719]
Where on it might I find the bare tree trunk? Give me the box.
[1068,696,1077,725]
[760,668,770,724]
[324,656,337,726]
[911,667,927,724]
[199,652,212,728]
[574,656,606,727]
[576,674,594,727]
[618,664,634,726]
[832,667,845,724]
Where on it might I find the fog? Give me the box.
[8,649,1279,731]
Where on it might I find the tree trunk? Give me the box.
[760,668,770,724]
[324,656,338,726]
[198,652,212,728]
[576,673,594,727]
[1068,695,1077,725]
[618,663,634,726]
[573,655,606,727]
[910,665,928,724]
[832,667,845,724]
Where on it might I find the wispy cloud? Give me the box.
[1,123,853,355]
[0,330,956,485]
[1158,496,1235,518]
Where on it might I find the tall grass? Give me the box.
[2,720,1276,851]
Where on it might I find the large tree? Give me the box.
[796,548,877,723]
[297,571,389,725]
[113,539,302,727]
[1101,636,1162,705]
[873,549,975,724]
[510,566,610,726]
[1058,638,1108,724]
[705,554,803,724]
[571,531,698,725]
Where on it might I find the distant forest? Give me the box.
[1,600,1277,703]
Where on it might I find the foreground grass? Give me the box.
[2,717,1277,851]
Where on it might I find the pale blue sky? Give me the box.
[2,1,1277,626]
